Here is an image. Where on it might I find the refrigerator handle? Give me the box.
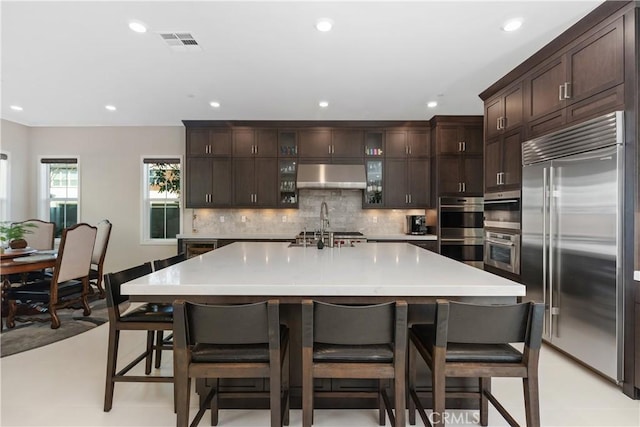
[542,167,548,336]
[548,165,556,338]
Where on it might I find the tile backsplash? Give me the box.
[190,189,426,235]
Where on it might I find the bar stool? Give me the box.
[173,299,290,427]
[301,300,408,427]
[408,299,544,427]
[103,262,174,412]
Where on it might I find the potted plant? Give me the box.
[0,222,37,250]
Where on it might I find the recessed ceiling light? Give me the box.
[10,105,23,111]
[210,101,221,108]
[316,19,333,32]
[502,19,523,32]
[129,21,147,33]
[105,105,117,111]
[319,101,329,108]
[427,101,438,108]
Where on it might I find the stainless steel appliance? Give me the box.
[521,111,624,382]
[484,230,520,274]
[438,196,484,268]
[405,215,427,235]
[483,190,521,230]
[296,231,367,248]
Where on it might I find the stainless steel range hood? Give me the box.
[296,164,367,190]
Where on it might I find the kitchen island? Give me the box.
[123,241,523,302]
[123,242,524,410]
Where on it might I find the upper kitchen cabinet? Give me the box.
[484,129,522,193]
[232,128,278,157]
[186,128,232,156]
[484,83,523,139]
[331,129,365,159]
[385,128,430,158]
[278,130,298,157]
[430,116,484,197]
[233,157,279,207]
[525,16,625,138]
[298,128,332,161]
[185,157,232,208]
[364,131,384,157]
[385,158,430,208]
[298,128,364,162]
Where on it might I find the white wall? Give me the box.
[1,120,31,221]
[23,124,184,273]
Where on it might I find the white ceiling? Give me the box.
[1,0,603,127]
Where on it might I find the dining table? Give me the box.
[0,248,58,329]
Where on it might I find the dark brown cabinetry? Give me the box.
[185,127,233,208]
[298,128,365,162]
[525,16,625,138]
[385,128,430,158]
[233,157,278,207]
[186,157,232,208]
[431,116,484,197]
[385,158,430,207]
[485,83,523,139]
[484,129,522,193]
[187,128,232,156]
[232,129,278,157]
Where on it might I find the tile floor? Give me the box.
[1,323,639,427]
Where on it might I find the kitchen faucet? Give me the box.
[320,201,330,236]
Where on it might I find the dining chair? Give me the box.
[173,299,290,427]
[408,300,544,427]
[5,223,97,329]
[9,219,56,282]
[14,219,55,251]
[152,252,186,271]
[103,261,174,412]
[88,219,112,298]
[301,300,407,427]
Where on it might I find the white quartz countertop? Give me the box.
[635,271,640,282]
[123,242,523,298]
[368,234,437,241]
[177,233,437,241]
[177,233,293,240]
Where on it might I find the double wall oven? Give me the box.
[483,190,521,275]
[438,197,484,268]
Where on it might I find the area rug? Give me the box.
[0,299,109,357]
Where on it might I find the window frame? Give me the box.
[140,155,182,245]
[0,152,10,222]
[38,156,80,239]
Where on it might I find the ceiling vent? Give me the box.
[157,32,202,52]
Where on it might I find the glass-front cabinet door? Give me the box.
[364,160,383,207]
[278,131,298,157]
[365,131,384,156]
[279,160,298,207]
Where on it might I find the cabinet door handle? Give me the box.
[462,141,466,152]
[462,182,466,193]
[408,194,412,204]
[563,82,571,99]
[559,84,564,101]
[458,142,462,152]
[405,146,409,155]
[457,182,462,193]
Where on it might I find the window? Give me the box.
[0,153,9,222]
[142,158,181,242]
[39,158,79,238]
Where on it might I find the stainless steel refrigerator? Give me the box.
[521,111,624,383]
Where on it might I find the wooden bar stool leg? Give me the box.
[144,330,154,374]
[154,331,164,368]
[103,328,119,411]
[211,379,219,426]
[408,341,417,425]
[432,348,446,427]
[480,377,490,426]
[523,374,541,427]
[302,348,313,427]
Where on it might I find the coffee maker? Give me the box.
[405,215,427,235]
